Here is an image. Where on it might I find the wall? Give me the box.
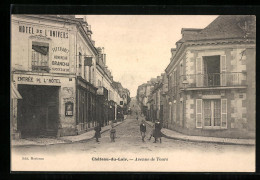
[76,29,97,86]
[166,43,255,138]
[11,15,79,137]
[12,15,73,75]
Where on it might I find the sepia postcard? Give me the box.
[10,14,256,172]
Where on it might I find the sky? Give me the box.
[82,15,218,97]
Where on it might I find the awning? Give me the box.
[11,82,22,99]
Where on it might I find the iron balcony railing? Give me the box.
[180,72,247,88]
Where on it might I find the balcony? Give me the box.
[180,72,247,89]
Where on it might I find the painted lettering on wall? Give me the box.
[63,87,74,95]
[18,25,69,39]
[52,47,69,53]
[51,46,70,73]
[17,76,61,84]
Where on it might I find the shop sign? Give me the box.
[51,46,70,73]
[65,102,73,116]
[84,57,93,66]
[15,74,62,86]
[18,25,69,39]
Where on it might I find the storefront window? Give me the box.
[32,41,49,72]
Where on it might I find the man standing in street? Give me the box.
[94,123,101,142]
[140,120,146,142]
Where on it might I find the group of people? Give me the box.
[94,118,162,144]
[140,120,162,143]
[94,123,116,143]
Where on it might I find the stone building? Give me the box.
[10,15,127,139]
[165,15,255,138]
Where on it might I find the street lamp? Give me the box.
[182,79,189,90]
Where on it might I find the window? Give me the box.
[32,41,49,72]
[196,99,227,128]
[98,80,102,87]
[78,52,82,76]
[203,99,221,127]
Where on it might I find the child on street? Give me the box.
[110,123,116,142]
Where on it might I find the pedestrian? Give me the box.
[140,120,146,142]
[94,123,101,142]
[136,115,139,121]
[148,124,155,141]
[110,123,116,142]
[153,121,162,143]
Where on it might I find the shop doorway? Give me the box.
[17,85,59,138]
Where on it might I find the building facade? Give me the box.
[11,15,129,139]
[165,15,255,138]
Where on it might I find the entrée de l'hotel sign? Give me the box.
[19,25,69,39]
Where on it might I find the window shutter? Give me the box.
[220,55,227,86]
[196,99,202,128]
[221,99,227,128]
[196,57,203,87]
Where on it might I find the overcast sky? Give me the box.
[82,15,218,97]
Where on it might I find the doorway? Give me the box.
[17,85,59,138]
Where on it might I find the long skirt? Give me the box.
[95,132,101,138]
[153,130,162,138]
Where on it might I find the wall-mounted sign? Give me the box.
[14,74,62,86]
[51,46,70,73]
[19,25,69,39]
[65,102,73,116]
[84,57,93,66]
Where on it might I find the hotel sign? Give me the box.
[19,25,69,39]
[14,74,62,86]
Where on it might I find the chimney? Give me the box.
[104,54,106,65]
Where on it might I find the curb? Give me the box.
[162,133,255,146]
[144,120,254,146]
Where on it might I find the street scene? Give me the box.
[11,15,255,172]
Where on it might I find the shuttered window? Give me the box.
[196,99,202,128]
[221,99,227,128]
[196,57,203,87]
[220,55,226,86]
[31,42,49,72]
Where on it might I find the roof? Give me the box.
[178,15,256,43]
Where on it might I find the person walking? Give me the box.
[110,123,116,142]
[153,121,162,143]
[140,120,146,142]
[94,123,101,142]
[148,124,155,141]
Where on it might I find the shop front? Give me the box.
[13,73,76,138]
[76,77,97,134]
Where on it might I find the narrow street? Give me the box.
[12,117,255,171]
[12,117,254,156]
[12,98,255,171]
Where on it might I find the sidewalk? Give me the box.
[143,119,255,146]
[60,120,123,143]
[12,120,124,147]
